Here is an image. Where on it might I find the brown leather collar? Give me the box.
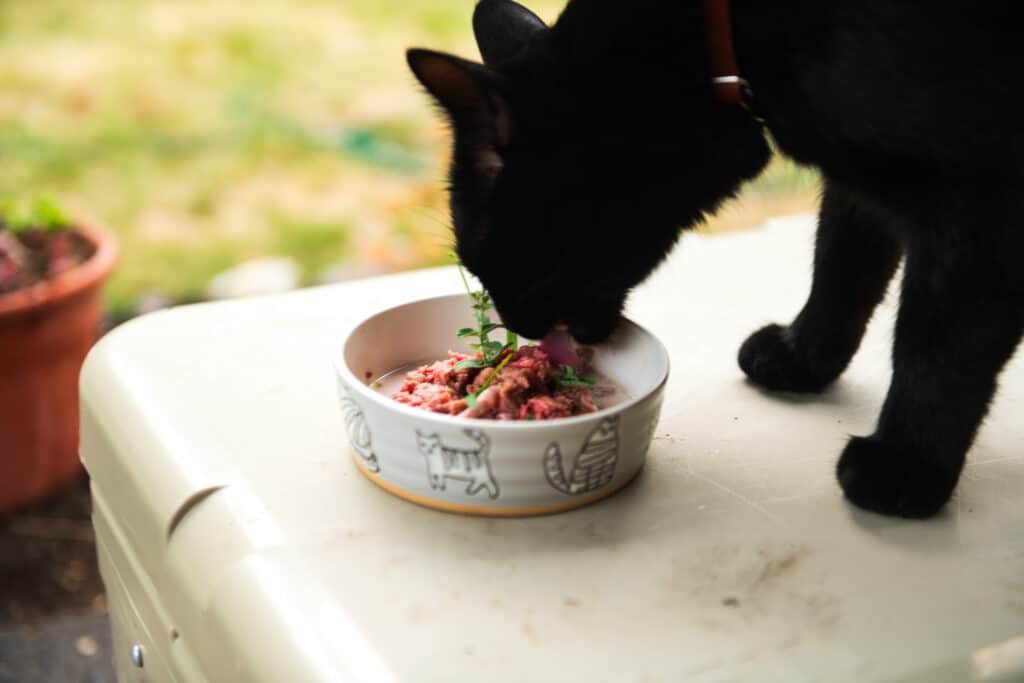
[703,0,747,107]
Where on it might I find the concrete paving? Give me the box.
[0,475,115,683]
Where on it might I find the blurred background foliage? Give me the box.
[0,0,819,316]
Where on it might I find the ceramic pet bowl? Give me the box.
[335,294,670,517]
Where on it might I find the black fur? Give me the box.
[407,0,1024,518]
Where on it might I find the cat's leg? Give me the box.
[480,474,500,500]
[739,180,904,392]
[432,458,447,491]
[465,469,488,497]
[484,476,499,499]
[479,453,499,499]
[426,465,441,490]
[465,469,499,499]
[838,208,1024,518]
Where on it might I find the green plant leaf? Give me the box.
[558,378,597,388]
[471,349,514,400]
[464,393,479,410]
[482,340,505,354]
[455,359,490,371]
[453,257,512,375]
[0,196,68,233]
[4,200,35,232]
[557,364,597,389]
[32,197,67,231]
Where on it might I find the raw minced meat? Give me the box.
[391,345,598,420]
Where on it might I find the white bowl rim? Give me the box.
[335,293,671,433]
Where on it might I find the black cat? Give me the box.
[406,0,1024,519]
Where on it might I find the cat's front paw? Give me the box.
[738,324,833,393]
[837,436,959,519]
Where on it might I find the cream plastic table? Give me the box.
[80,215,1024,682]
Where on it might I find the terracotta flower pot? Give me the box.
[0,223,117,512]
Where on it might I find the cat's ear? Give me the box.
[406,48,512,149]
[473,0,547,65]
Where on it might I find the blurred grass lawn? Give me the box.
[0,0,819,315]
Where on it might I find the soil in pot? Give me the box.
[0,228,96,294]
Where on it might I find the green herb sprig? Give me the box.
[449,257,598,413]
[454,261,517,372]
[464,351,514,410]
[557,364,597,389]
[451,257,520,410]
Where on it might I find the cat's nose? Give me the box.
[491,299,556,341]
[567,312,621,345]
[507,315,554,342]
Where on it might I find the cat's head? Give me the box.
[408,0,769,342]
[416,431,441,452]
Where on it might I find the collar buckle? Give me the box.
[704,0,761,121]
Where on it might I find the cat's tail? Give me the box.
[544,443,571,495]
